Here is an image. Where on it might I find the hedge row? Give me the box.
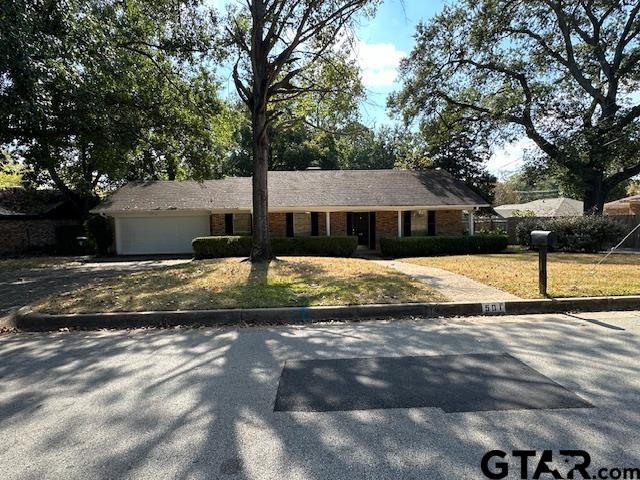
[514,216,626,253]
[192,236,252,258]
[192,235,358,258]
[271,236,358,256]
[379,235,508,258]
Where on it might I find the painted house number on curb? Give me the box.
[481,302,507,314]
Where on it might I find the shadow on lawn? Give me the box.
[37,257,433,313]
[1,317,640,478]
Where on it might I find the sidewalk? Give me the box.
[375,260,520,302]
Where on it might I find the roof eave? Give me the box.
[96,203,490,216]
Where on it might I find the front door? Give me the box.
[351,212,370,246]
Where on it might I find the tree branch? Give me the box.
[545,0,604,102]
[613,1,640,71]
[605,162,640,189]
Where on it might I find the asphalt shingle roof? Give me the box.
[0,188,66,217]
[92,169,489,214]
[606,194,640,206]
[494,197,583,218]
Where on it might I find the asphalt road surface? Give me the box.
[1,311,640,479]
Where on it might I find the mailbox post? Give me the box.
[530,230,557,297]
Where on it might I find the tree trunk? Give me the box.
[250,105,273,262]
[582,169,606,215]
[247,0,273,262]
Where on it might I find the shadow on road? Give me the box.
[1,316,640,478]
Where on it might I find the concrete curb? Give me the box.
[3,296,640,332]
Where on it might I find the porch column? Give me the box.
[326,212,331,236]
[468,209,475,236]
[397,210,403,237]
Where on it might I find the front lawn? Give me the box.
[403,252,640,298]
[34,257,446,314]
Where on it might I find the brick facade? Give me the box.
[435,210,463,235]
[269,213,287,237]
[210,214,226,235]
[206,209,464,248]
[375,211,398,239]
[210,213,288,237]
[329,211,347,236]
[0,218,80,254]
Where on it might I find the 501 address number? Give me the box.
[481,302,506,314]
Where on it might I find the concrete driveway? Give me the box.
[1,311,640,479]
[0,258,191,315]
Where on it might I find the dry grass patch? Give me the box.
[404,252,640,299]
[34,256,445,314]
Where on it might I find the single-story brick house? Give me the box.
[92,169,489,255]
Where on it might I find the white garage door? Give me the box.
[116,215,210,255]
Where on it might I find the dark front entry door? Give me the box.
[351,212,370,246]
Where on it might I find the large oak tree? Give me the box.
[226,0,376,261]
[0,0,222,217]
[391,0,640,214]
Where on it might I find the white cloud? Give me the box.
[488,137,538,178]
[354,42,406,88]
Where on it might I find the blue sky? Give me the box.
[354,0,446,126]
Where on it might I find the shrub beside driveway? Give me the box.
[33,257,446,314]
[403,252,640,298]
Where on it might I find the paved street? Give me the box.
[1,311,640,479]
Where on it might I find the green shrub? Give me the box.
[514,217,542,246]
[380,235,508,258]
[271,236,357,256]
[514,216,626,253]
[192,236,358,258]
[85,215,113,255]
[192,236,252,258]
[478,226,507,236]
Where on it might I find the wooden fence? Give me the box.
[611,215,640,250]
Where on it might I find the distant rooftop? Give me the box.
[606,194,640,206]
[494,197,583,218]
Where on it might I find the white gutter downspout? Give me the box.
[397,210,403,237]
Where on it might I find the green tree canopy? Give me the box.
[391,0,640,214]
[0,0,223,216]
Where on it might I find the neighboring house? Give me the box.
[0,188,81,254]
[92,169,489,255]
[604,195,640,216]
[494,197,584,218]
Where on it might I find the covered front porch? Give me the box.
[209,207,478,250]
